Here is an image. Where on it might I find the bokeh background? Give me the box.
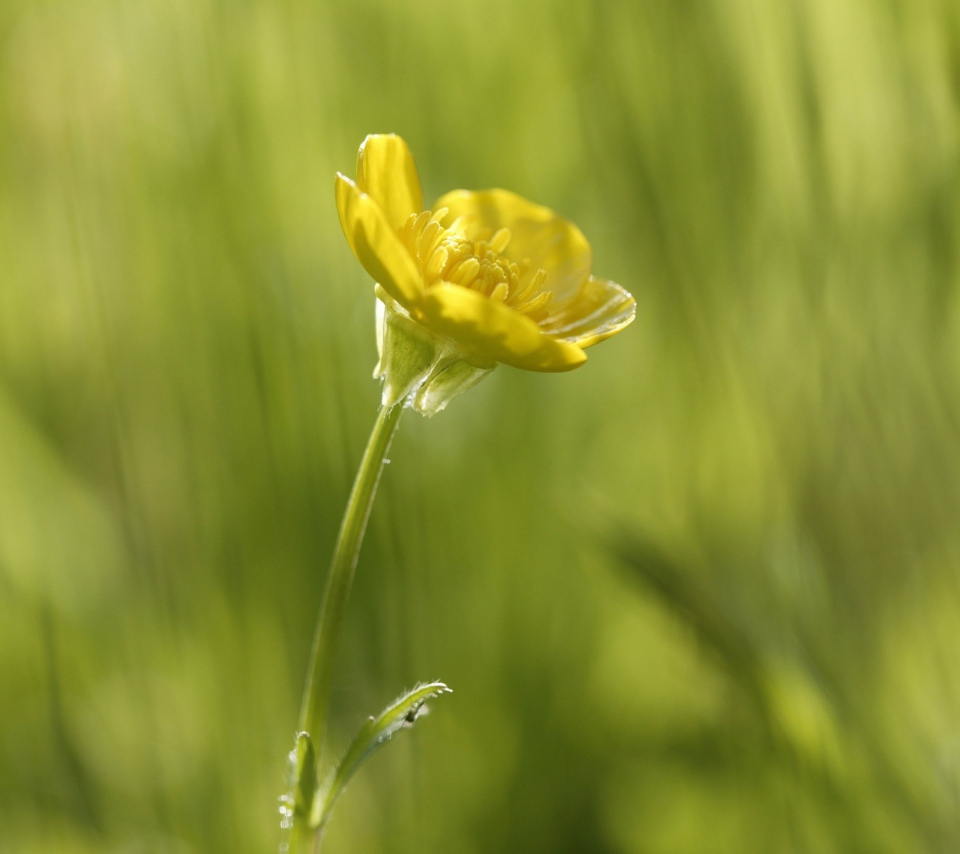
[3,0,960,851]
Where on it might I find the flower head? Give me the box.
[336,134,635,414]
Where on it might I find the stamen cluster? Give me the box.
[398,209,553,318]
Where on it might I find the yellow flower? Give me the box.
[335,134,636,414]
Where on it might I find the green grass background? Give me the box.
[3,0,960,851]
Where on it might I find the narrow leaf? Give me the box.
[279,731,316,838]
[313,681,451,828]
[293,732,317,818]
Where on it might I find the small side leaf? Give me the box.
[313,681,451,828]
[293,732,317,819]
[279,731,316,838]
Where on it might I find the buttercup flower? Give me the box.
[335,134,636,415]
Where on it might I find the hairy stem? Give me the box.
[287,402,403,850]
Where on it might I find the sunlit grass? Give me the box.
[2,0,960,851]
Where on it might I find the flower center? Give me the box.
[398,209,553,316]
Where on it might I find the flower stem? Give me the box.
[290,402,404,848]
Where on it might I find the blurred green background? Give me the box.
[3,0,960,851]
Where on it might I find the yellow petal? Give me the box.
[356,134,425,231]
[416,283,586,373]
[541,276,636,348]
[432,189,592,302]
[335,173,423,307]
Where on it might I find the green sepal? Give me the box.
[414,359,494,416]
[377,310,446,408]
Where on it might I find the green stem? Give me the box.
[289,402,404,849]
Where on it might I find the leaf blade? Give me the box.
[313,681,451,828]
